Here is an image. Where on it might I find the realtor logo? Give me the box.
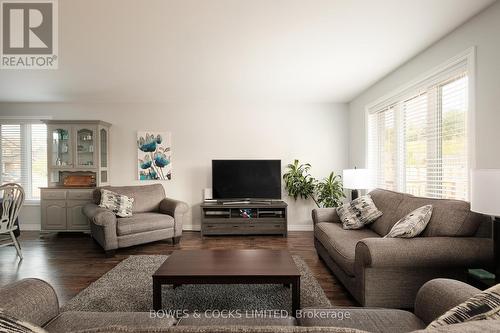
[1,0,58,69]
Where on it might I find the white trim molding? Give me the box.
[365,47,476,168]
[0,116,53,124]
[287,224,314,231]
[365,47,476,112]
[364,47,476,200]
[183,224,314,232]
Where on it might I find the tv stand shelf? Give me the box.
[200,201,288,237]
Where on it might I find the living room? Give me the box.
[0,0,499,332]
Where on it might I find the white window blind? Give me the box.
[367,57,470,201]
[368,106,398,191]
[0,122,47,200]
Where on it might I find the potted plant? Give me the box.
[283,160,319,207]
[283,160,345,208]
[316,172,345,208]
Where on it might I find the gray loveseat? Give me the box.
[1,278,499,332]
[83,184,190,256]
[312,188,494,308]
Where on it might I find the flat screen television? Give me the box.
[212,160,281,200]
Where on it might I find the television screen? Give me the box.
[212,160,281,200]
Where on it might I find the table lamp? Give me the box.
[470,169,500,281]
[342,168,373,201]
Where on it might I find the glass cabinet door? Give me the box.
[100,128,107,168]
[50,127,72,167]
[76,127,96,168]
[99,128,108,183]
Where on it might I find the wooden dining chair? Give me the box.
[0,183,25,259]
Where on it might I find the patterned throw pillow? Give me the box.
[385,205,433,238]
[428,283,500,328]
[98,189,134,217]
[336,195,383,230]
[0,309,48,333]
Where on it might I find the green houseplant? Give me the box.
[283,160,345,208]
[283,160,319,207]
[316,172,345,208]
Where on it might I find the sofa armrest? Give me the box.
[0,278,59,327]
[83,203,118,251]
[414,278,480,325]
[312,208,341,225]
[159,198,190,237]
[355,237,493,268]
[83,203,117,227]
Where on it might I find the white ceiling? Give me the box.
[0,0,495,103]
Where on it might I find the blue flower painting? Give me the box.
[137,132,172,180]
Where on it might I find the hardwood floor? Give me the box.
[0,231,356,307]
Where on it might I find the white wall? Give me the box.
[349,1,500,169]
[1,102,348,231]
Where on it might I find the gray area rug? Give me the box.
[62,255,331,313]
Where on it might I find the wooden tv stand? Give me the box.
[200,201,288,237]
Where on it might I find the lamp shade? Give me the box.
[470,169,500,217]
[342,169,373,190]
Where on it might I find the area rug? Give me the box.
[61,255,331,313]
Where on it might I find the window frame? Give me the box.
[364,47,476,200]
[0,117,50,204]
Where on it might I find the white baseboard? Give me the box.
[183,224,313,232]
[20,223,41,231]
[21,224,312,232]
[21,223,313,231]
[183,225,201,231]
[287,224,313,231]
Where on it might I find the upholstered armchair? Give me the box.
[83,184,190,256]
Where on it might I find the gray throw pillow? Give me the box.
[99,189,134,217]
[428,283,500,328]
[385,205,433,238]
[336,195,383,230]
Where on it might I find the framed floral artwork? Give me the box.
[137,131,172,180]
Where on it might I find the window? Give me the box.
[367,51,471,201]
[0,122,47,201]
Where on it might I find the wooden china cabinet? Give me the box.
[40,120,111,232]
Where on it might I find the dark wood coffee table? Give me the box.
[152,249,301,315]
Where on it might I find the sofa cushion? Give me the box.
[99,189,134,217]
[93,184,166,213]
[55,325,370,332]
[117,213,174,236]
[396,196,485,237]
[314,222,379,276]
[298,308,425,332]
[368,189,405,236]
[428,283,500,328]
[385,205,433,238]
[177,314,296,326]
[368,188,487,237]
[336,195,383,230]
[43,311,176,333]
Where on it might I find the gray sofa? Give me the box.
[83,184,190,256]
[1,278,499,332]
[312,188,494,309]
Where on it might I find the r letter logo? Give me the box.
[1,0,58,69]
